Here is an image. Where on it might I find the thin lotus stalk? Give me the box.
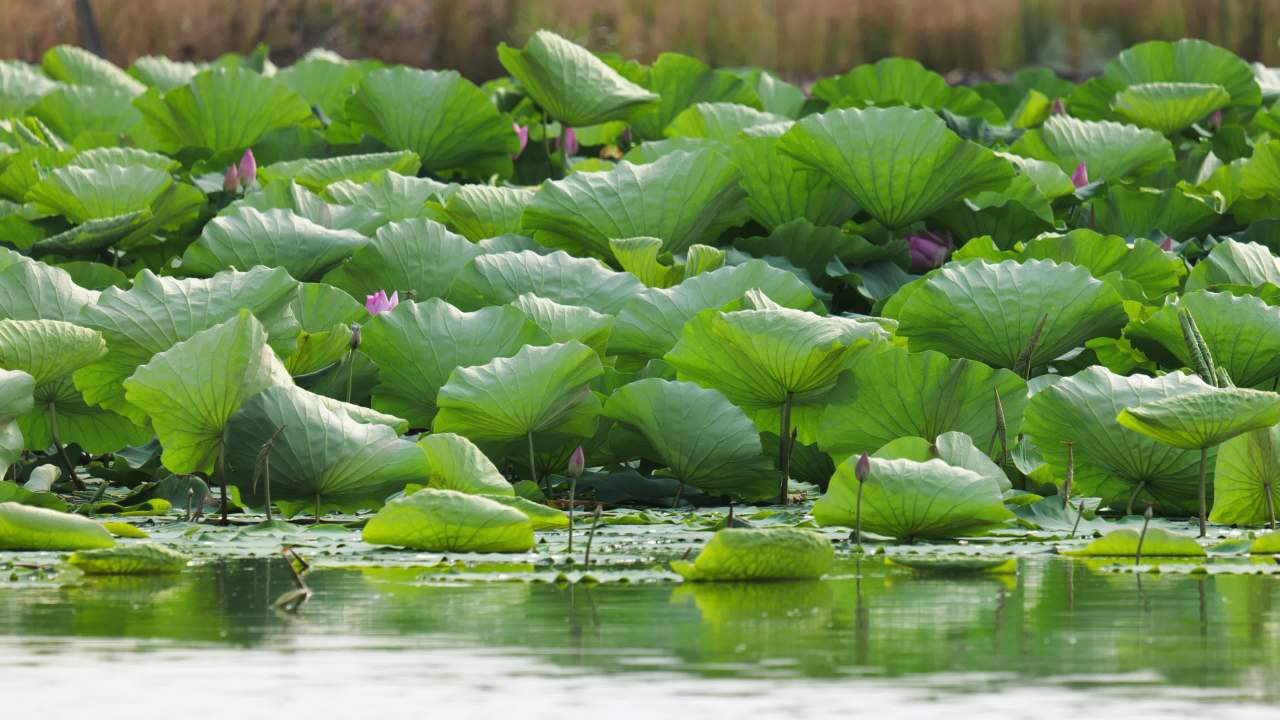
[527,432,542,497]
[1135,505,1154,566]
[314,494,322,524]
[78,478,110,517]
[1014,313,1049,380]
[541,110,552,176]
[671,482,683,509]
[1069,498,1087,539]
[344,350,356,404]
[252,425,286,523]
[1126,480,1146,516]
[1197,447,1209,538]
[275,547,313,613]
[1060,440,1075,509]
[778,390,795,505]
[582,503,603,566]
[185,487,194,522]
[854,478,865,548]
[48,402,85,491]
[727,500,734,528]
[567,475,577,553]
[216,436,229,526]
[1266,478,1277,531]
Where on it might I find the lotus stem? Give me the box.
[567,474,577,553]
[1060,440,1075,509]
[583,503,603,566]
[854,477,865,548]
[253,425,286,523]
[79,477,110,517]
[344,349,355,404]
[1126,480,1146,516]
[1136,505,1153,566]
[186,487,194,522]
[217,437,229,526]
[1069,498,1086,539]
[1197,447,1208,538]
[778,391,794,505]
[671,482,683,509]
[527,432,543,497]
[1265,479,1276,531]
[541,110,552,177]
[315,494,322,524]
[48,402,85,490]
[727,500,734,528]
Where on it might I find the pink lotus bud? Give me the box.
[1208,109,1222,131]
[567,446,585,477]
[364,290,399,316]
[512,123,528,160]
[222,164,239,193]
[854,453,871,483]
[1160,236,1173,252]
[1071,161,1089,188]
[1051,98,1066,115]
[559,127,578,157]
[905,229,952,271]
[238,149,257,188]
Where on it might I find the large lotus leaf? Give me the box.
[1210,426,1280,526]
[664,103,786,141]
[497,30,657,127]
[427,185,533,241]
[728,126,859,231]
[610,260,819,359]
[1103,39,1261,109]
[448,250,644,315]
[665,308,886,435]
[521,149,747,257]
[123,311,288,475]
[602,378,777,501]
[626,52,758,140]
[1065,528,1205,557]
[812,456,1013,540]
[362,489,533,552]
[1126,291,1280,387]
[417,433,513,496]
[0,369,33,477]
[1117,387,1280,450]
[817,346,1027,462]
[1019,229,1185,300]
[68,147,179,172]
[28,85,147,144]
[432,341,603,443]
[778,105,1013,229]
[1009,115,1174,181]
[0,61,59,115]
[26,165,172,224]
[226,180,383,236]
[734,219,905,288]
[346,67,517,176]
[608,237,725,289]
[812,58,1004,122]
[42,45,144,95]
[324,171,453,222]
[182,207,368,280]
[129,56,207,91]
[671,528,833,582]
[258,151,421,193]
[358,299,548,428]
[74,267,299,426]
[273,52,370,119]
[0,319,105,386]
[509,293,613,356]
[1238,141,1280,201]
[1113,82,1231,134]
[282,283,361,378]
[321,218,481,303]
[1022,367,1213,513]
[0,503,115,551]
[890,259,1126,371]
[1091,185,1220,241]
[1185,238,1280,291]
[134,67,316,156]
[972,67,1074,118]
[68,542,191,574]
[874,431,1012,493]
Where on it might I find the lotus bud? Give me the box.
[349,322,361,350]
[567,446,585,477]
[364,289,399,316]
[1208,109,1222,132]
[1160,236,1173,252]
[854,453,871,483]
[512,123,529,160]
[560,127,579,157]
[238,148,257,189]
[222,164,240,193]
[1071,161,1089,189]
[1051,98,1066,115]
[905,229,952,271]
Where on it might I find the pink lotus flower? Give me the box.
[512,123,528,160]
[1051,98,1066,115]
[365,290,399,316]
[1160,236,1174,252]
[1207,109,1223,132]
[855,453,871,482]
[567,446,585,477]
[222,164,239,193]
[1071,161,1089,189]
[559,127,578,157]
[238,149,257,189]
[906,229,952,271]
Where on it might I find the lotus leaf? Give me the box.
[671,528,833,582]
[417,433,514,496]
[362,489,533,553]
[68,542,191,574]
[0,502,115,550]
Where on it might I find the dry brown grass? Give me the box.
[3,0,1278,80]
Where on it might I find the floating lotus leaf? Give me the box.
[671,528,833,582]
[1065,528,1205,557]
[68,543,191,574]
[0,502,115,551]
[362,489,533,553]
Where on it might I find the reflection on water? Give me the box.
[2,556,1279,715]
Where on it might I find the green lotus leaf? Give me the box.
[68,542,191,574]
[28,85,147,144]
[258,151,421,192]
[324,171,453,222]
[433,341,603,443]
[625,52,758,140]
[817,346,1027,462]
[182,207,369,281]
[1126,291,1280,387]
[874,430,1012,493]
[1251,532,1280,553]
[226,180,383,235]
[68,147,179,172]
[417,432,513,496]
[53,261,127,292]
[74,267,299,426]
[358,299,548,428]
[665,307,886,436]
[727,125,859,231]
[1091,185,1220,241]
[1117,387,1280,450]
[608,237,685,289]
[888,556,1017,574]
[812,57,1004,122]
[1185,238,1280,291]
[812,455,1013,540]
[0,319,105,385]
[0,503,116,550]
[509,293,613,356]
[1018,229,1185,301]
[282,283,362,376]
[1009,115,1174,181]
[0,369,33,477]
[479,494,568,530]
[1065,528,1205,557]
[42,45,145,95]
[1102,39,1261,110]
[1210,426,1280,526]
[226,384,427,512]
[665,102,786,141]
[610,260,820,359]
[123,311,289,475]
[1238,141,1280,201]
[134,67,317,156]
[0,60,59,115]
[346,67,517,176]
[1022,367,1214,513]
[890,259,1127,371]
[521,149,747,258]
[602,378,778,501]
[323,218,482,303]
[27,164,171,224]
[1113,82,1231,134]
[449,250,644,315]
[362,489,533,552]
[671,528,833,582]
[129,56,207,91]
[734,219,905,290]
[777,105,1013,229]
[428,185,533,241]
[497,30,657,127]
[973,67,1074,119]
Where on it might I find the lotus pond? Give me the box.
[5,29,1280,717]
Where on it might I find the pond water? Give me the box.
[2,555,1278,718]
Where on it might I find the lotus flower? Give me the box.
[237,149,257,189]
[854,453,871,483]
[512,123,528,159]
[1160,236,1174,252]
[222,164,239,193]
[1071,161,1089,189]
[1207,109,1223,132]
[567,446,585,477]
[1051,98,1066,115]
[905,229,952,271]
[559,127,578,157]
[364,290,399,316]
